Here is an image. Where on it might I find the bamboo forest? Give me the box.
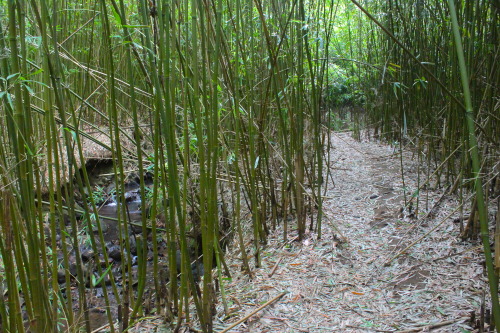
[0,0,499,332]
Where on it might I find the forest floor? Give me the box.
[129,131,492,333]
[211,131,489,333]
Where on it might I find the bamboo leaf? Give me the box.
[122,24,149,28]
[6,73,20,81]
[110,5,122,27]
[93,265,113,287]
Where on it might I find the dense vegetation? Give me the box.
[0,0,498,332]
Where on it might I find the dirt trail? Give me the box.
[221,132,485,332]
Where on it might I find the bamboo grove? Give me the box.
[0,0,499,332]
[0,0,333,331]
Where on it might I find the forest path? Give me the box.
[222,131,484,333]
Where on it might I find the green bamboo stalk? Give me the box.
[447,1,500,330]
[31,0,92,329]
[6,0,53,330]
[231,0,252,277]
[97,1,135,329]
[0,189,24,332]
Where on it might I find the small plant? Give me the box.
[90,185,108,206]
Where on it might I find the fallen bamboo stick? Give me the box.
[218,291,288,333]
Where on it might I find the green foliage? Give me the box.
[90,185,108,205]
[178,121,201,159]
[324,65,366,107]
[325,112,345,131]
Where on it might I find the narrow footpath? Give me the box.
[222,132,486,332]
